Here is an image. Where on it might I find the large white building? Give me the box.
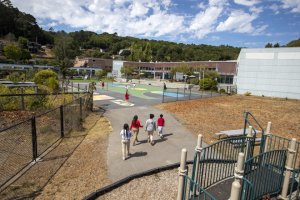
[236,48,300,99]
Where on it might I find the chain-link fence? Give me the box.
[0,93,92,190]
[162,87,223,103]
[0,119,32,190]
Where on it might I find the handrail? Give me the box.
[242,111,265,135]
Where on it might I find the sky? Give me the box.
[10,0,300,48]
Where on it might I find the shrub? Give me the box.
[244,91,251,96]
[199,78,218,90]
[34,70,59,91]
[219,88,226,94]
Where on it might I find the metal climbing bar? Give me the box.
[243,150,286,199]
[182,174,217,200]
[191,136,253,190]
[242,112,265,155]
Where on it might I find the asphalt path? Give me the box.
[92,85,200,182]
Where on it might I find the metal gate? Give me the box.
[242,150,287,199]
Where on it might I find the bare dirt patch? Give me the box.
[156,95,300,144]
[0,112,111,199]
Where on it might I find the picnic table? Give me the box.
[215,128,261,140]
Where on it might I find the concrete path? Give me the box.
[105,106,198,182]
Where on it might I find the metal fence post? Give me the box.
[80,97,83,122]
[264,122,272,153]
[60,105,64,138]
[279,138,297,199]
[177,88,179,101]
[21,88,25,110]
[229,152,244,200]
[189,89,191,100]
[71,82,74,93]
[177,148,187,200]
[162,89,165,103]
[31,116,37,161]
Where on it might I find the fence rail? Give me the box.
[0,93,92,190]
[162,87,224,103]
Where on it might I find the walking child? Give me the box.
[101,81,105,89]
[130,115,143,146]
[145,114,156,146]
[120,123,132,160]
[125,90,129,101]
[157,114,165,139]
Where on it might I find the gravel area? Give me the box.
[98,168,182,200]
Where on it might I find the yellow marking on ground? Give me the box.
[111,100,134,106]
[93,95,115,101]
[131,88,147,91]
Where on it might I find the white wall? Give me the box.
[112,60,124,78]
[236,48,300,99]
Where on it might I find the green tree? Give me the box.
[170,64,193,80]
[3,43,21,61]
[120,65,134,80]
[286,38,300,47]
[265,43,273,48]
[199,78,218,90]
[33,69,59,91]
[273,43,280,47]
[18,36,28,48]
[54,34,77,78]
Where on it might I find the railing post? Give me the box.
[177,88,179,101]
[177,148,187,200]
[245,126,253,161]
[279,138,297,199]
[193,134,203,196]
[229,152,244,200]
[264,122,272,153]
[162,89,165,103]
[60,105,64,138]
[189,89,191,100]
[31,116,37,161]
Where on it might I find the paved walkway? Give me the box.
[105,106,198,182]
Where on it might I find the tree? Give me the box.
[33,69,59,91]
[273,43,280,48]
[170,64,193,80]
[54,34,77,78]
[265,43,273,48]
[18,36,28,48]
[120,66,134,80]
[3,43,21,61]
[287,38,300,47]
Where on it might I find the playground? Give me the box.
[1,85,300,199]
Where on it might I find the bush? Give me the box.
[219,88,226,94]
[199,78,218,90]
[34,70,59,91]
[6,72,24,82]
[188,78,199,85]
[244,91,251,96]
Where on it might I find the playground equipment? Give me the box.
[177,112,300,200]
